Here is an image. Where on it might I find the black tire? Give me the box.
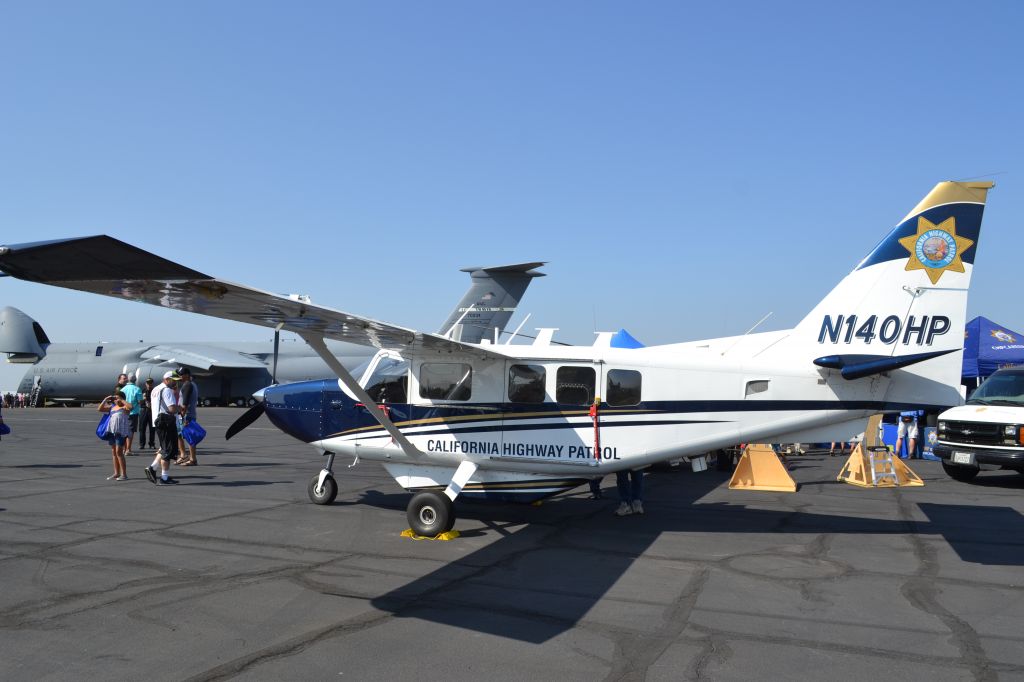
[307,474,338,505]
[406,491,454,537]
[942,461,980,482]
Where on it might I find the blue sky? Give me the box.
[1,1,1021,391]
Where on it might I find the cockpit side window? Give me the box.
[419,363,473,401]
[363,357,409,403]
[556,366,595,406]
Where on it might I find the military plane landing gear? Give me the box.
[307,453,338,505]
[406,491,454,537]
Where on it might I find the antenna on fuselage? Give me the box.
[720,312,773,356]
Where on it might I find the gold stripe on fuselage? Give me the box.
[332,408,653,437]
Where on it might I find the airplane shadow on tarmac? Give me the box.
[359,468,1024,644]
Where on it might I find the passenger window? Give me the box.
[419,363,473,401]
[556,366,595,405]
[509,364,546,403]
[607,369,642,406]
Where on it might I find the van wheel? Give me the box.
[941,461,980,482]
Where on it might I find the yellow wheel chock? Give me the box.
[400,529,461,541]
[728,443,797,492]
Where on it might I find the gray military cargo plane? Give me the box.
[0,261,544,405]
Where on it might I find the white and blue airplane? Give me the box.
[0,180,994,535]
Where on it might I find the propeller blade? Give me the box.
[225,401,266,441]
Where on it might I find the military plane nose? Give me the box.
[262,379,333,443]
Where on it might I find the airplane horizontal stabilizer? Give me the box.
[813,349,957,380]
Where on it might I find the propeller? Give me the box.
[226,400,265,441]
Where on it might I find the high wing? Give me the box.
[139,344,270,371]
[0,236,506,360]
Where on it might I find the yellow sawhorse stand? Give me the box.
[836,444,924,488]
[728,443,797,492]
[835,414,924,488]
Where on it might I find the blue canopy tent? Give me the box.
[962,316,1024,388]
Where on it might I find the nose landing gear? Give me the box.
[307,453,339,505]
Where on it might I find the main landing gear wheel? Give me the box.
[308,474,338,504]
[407,491,454,537]
[941,461,980,482]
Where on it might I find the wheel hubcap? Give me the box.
[419,506,437,525]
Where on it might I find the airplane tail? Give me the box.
[791,181,994,400]
[439,262,546,343]
[0,306,51,363]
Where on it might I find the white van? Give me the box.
[935,367,1024,481]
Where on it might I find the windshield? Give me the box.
[362,356,409,403]
[967,371,1024,406]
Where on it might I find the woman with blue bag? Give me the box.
[175,367,202,466]
[97,390,133,480]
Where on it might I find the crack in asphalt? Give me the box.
[603,568,711,681]
[896,490,998,682]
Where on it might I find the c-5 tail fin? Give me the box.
[439,262,546,343]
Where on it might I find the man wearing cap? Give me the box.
[144,370,181,485]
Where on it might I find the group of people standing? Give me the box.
[98,368,200,484]
[3,393,33,408]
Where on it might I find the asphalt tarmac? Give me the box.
[1,407,1023,681]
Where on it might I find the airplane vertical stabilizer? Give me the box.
[439,262,546,343]
[791,181,994,402]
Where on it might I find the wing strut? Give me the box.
[300,334,422,458]
[444,460,479,501]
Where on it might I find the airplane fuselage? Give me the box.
[261,337,954,501]
[14,340,371,404]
